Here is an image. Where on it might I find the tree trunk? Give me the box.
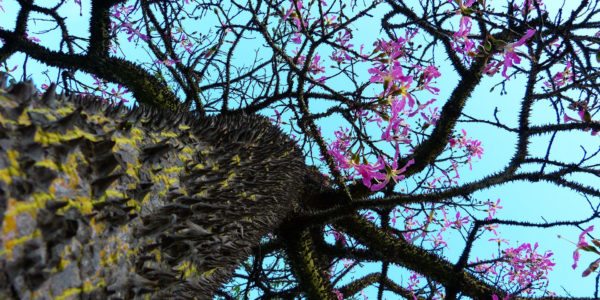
[0,81,307,299]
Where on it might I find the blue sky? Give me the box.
[1,0,599,298]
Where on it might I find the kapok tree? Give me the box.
[0,0,599,299]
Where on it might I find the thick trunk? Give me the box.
[0,81,306,299]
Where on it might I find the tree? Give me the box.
[0,0,599,299]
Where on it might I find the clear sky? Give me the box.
[1,0,599,298]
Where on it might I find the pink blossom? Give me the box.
[572,225,594,269]
[327,128,353,170]
[420,106,440,127]
[156,58,181,67]
[25,33,41,43]
[110,84,130,103]
[417,65,441,94]
[330,30,354,64]
[121,22,149,42]
[489,237,509,245]
[381,98,410,142]
[450,0,477,57]
[308,54,325,74]
[449,129,483,168]
[454,15,472,40]
[501,29,536,78]
[513,0,545,16]
[354,160,385,189]
[545,61,573,88]
[283,0,303,21]
[487,198,503,219]
[111,4,135,18]
[503,242,555,290]
[446,211,469,230]
[331,230,347,246]
[368,156,415,191]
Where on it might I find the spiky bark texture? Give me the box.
[0,80,306,299]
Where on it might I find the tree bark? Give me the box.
[0,80,307,299]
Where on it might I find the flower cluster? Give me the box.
[502,242,555,292]
[330,30,354,64]
[327,133,415,192]
[90,75,131,104]
[447,1,538,78]
[449,0,477,58]
[449,129,484,169]
[283,0,307,44]
[111,5,149,43]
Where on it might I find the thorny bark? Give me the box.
[1,0,599,299]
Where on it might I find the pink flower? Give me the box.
[578,226,593,247]
[308,54,325,74]
[454,15,472,40]
[449,129,483,168]
[572,225,594,269]
[354,160,384,188]
[418,65,442,94]
[331,230,347,246]
[110,84,130,103]
[446,211,469,230]
[420,106,440,127]
[450,0,477,57]
[25,33,41,43]
[489,237,509,245]
[156,58,181,67]
[513,0,545,16]
[327,128,353,170]
[428,232,448,248]
[283,0,303,21]
[487,199,503,219]
[381,98,410,142]
[544,61,573,88]
[501,29,536,78]
[369,156,415,191]
[121,22,149,42]
[354,146,415,192]
[111,4,134,18]
[291,32,302,44]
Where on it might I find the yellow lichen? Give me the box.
[0,229,41,259]
[160,131,178,138]
[35,159,60,171]
[176,260,199,279]
[34,128,98,146]
[53,287,82,300]
[0,150,22,184]
[55,106,75,116]
[202,267,218,278]
[60,196,94,215]
[231,154,241,165]
[17,110,31,125]
[162,166,183,174]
